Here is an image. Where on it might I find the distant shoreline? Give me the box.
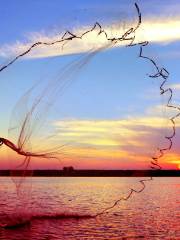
[0,170,179,177]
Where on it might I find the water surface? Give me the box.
[0,177,179,239]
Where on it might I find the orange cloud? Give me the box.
[51,117,175,169]
[0,115,178,169]
[161,152,180,169]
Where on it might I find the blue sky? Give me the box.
[0,0,180,169]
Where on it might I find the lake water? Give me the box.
[0,177,179,239]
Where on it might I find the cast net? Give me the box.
[0,3,179,227]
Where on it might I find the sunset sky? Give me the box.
[0,0,180,170]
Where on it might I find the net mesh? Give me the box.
[0,3,179,227]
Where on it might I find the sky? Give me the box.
[0,0,180,170]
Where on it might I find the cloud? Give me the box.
[53,117,164,148]
[146,104,180,119]
[138,17,180,44]
[170,83,180,90]
[0,25,126,59]
[2,115,179,169]
[39,116,180,169]
[53,116,174,151]
[1,16,180,59]
[160,152,180,169]
[49,116,180,169]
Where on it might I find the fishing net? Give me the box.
[0,3,179,227]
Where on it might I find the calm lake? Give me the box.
[0,177,179,239]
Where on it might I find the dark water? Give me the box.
[0,177,179,239]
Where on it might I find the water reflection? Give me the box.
[0,177,179,239]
